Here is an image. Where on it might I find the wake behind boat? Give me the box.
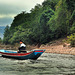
[0,49,45,60]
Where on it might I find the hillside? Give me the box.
[3,0,75,45]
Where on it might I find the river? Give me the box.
[0,53,75,75]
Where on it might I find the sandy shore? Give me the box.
[39,44,75,55]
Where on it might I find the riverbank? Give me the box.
[0,39,75,55]
[39,44,75,55]
[38,38,75,55]
[0,44,75,55]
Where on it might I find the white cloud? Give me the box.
[0,0,44,25]
[0,0,44,13]
[0,14,16,18]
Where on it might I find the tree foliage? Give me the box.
[67,33,75,47]
[3,25,10,44]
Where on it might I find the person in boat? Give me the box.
[18,40,26,53]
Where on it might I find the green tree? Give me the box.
[0,38,2,44]
[3,25,10,44]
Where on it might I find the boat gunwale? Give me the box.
[0,50,45,57]
[0,51,33,57]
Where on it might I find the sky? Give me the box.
[0,0,44,27]
[0,0,44,39]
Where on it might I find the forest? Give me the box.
[2,0,75,46]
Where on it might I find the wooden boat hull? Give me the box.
[0,49,45,60]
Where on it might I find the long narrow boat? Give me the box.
[0,49,45,60]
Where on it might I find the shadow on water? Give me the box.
[0,53,75,75]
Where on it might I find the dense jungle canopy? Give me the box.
[3,0,75,45]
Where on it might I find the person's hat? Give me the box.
[19,40,23,44]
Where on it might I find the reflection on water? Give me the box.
[0,53,75,75]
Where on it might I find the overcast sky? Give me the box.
[0,0,44,26]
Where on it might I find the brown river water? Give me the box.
[0,53,75,75]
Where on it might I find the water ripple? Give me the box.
[0,53,75,75]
